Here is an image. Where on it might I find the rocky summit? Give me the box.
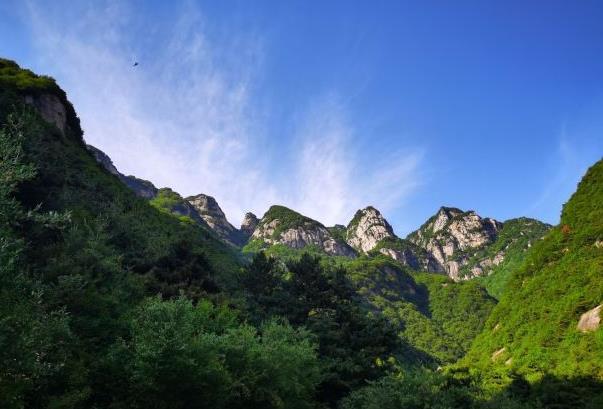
[250,205,356,257]
[186,194,244,245]
[240,212,259,239]
[407,207,503,280]
[346,206,395,253]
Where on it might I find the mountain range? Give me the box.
[87,143,551,289]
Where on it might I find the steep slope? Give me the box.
[87,144,158,199]
[345,206,444,273]
[465,159,603,379]
[150,188,209,226]
[472,217,551,298]
[247,205,356,257]
[87,144,248,247]
[369,237,445,272]
[186,193,245,245]
[341,256,496,364]
[0,58,240,292]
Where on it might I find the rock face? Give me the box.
[252,205,356,257]
[25,94,67,135]
[186,194,243,245]
[346,207,396,253]
[378,243,445,273]
[87,145,158,199]
[240,212,259,240]
[407,207,503,280]
[577,305,601,332]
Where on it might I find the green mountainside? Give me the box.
[464,159,603,379]
[2,58,602,409]
[472,218,552,298]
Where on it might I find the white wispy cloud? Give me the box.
[21,0,423,229]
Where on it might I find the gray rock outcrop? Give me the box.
[346,206,396,253]
[25,94,67,134]
[407,207,503,280]
[186,194,243,245]
[240,212,259,239]
[252,206,356,257]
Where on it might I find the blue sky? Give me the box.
[1,1,602,235]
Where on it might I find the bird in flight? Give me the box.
[133,61,139,67]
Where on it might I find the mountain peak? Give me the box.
[240,212,259,239]
[186,194,243,245]
[346,206,395,253]
[251,205,355,257]
[407,207,506,280]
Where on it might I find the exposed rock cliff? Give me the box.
[240,212,259,240]
[407,207,503,280]
[372,237,445,272]
[186,194,244,245]
[346,206,395,253]
[251,205,356,257]
[24,94,67,135]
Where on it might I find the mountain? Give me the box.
[244,202,549,293]
[186,194,245,245]
[248,205,356,257]
[342,256,496,364]
[407,207,503,279]
[464,159,603,378]
[468,217,551,298]
[369,236,445,272]
[346,206,396,252]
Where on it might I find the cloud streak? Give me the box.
[21,0,423,229]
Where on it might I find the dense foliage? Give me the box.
[468,218,551,297]
[464,159,603,380]
[343,256,496,364]
[241,252,400,406]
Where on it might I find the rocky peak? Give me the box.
[346,206,395,253]
[186,194,243,245]
[240,212,259,238]
[407,207,503,280]
[431,207,464,233]
[252,205,356,257]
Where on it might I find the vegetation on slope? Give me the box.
[467,218,551,297]
[342,256,496,364]
[464,159,603,380]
